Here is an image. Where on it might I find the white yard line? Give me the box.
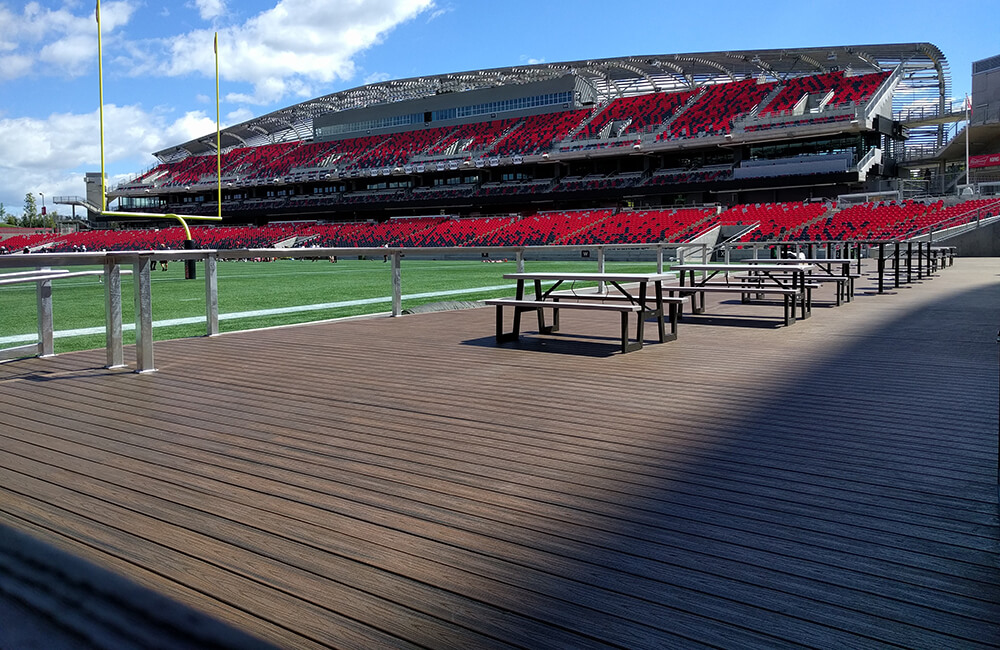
[0,283,523,344]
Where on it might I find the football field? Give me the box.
[1,257,666,354]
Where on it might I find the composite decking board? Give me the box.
[5,383,996,575]
[12,373,991,520]
[3,372,996,568]
[19,354,994,500]
[139,330,986,455]
[5,388,995,576]
[4,436,968,647]
[3,394,996,604]
[0,436,800,649]
[0,456,596,650]
[1,259,997,647]
[3,408,996,612]
[5,420,998,640]
[0,501,428,650]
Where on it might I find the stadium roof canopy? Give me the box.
[155,42,949,161]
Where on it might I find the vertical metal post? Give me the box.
[516,249,524,273]
[391,251,402,317]
[205,253,219,336]
[656,245,664,274]
[856,242,863,275]
[104,261,124,368]
[36,269,54,357]
[894,242,900,288]
[133,257,155,373]
[596,247,606,293]
[877,243,885,294]
[724,245,731,264]
[678,247,686,265]
[701,243,708,265]
[906,241,913,283]
[917,241,924,280]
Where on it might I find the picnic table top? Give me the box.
[503,271,676,282]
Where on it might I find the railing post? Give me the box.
[391,251,402,317]
[516,249,524,273]
[656,245,664,273]
[701,243,708,265]
[133,256,155,373]
[596,246,606,293]
[205,253,219,336]
[36,268,54,358]
[724,244,731,264]
[877,243,885,294]
[894,242,900,288]
[906,241,913,283]
[104,261,124,368]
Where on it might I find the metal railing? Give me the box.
[0,242,708,373]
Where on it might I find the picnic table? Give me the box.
[485,271,683,353]
[741,257,856,304]
[671,263,814,326]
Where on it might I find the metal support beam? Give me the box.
[597,247,606,293]
[104,262,124,368]
[205,254,219,336]
[133,258,155,373]
[35,269,54,357]
[391,252,402,316]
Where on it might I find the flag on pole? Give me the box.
[95,0,100,23]
[214,32,218,54]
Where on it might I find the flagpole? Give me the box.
[96,0,106,211]
[215,32,222,219]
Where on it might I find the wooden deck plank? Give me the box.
[1,258,998,648]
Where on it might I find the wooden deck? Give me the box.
[1,259,998,649]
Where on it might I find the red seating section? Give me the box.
[491,111,590,156]
[575,90,696,140]
[729,202,831,242]
[116,71,895,194]
[5,198,997,256]
[664,79,776,139]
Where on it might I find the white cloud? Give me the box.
[364,71,392,85]
[149,0,436,104]
[0,105,216,209]
[0,1,137,80]
[193,0,226,21]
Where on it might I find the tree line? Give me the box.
[1,193,61,229]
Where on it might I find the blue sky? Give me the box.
[0,0,996,215]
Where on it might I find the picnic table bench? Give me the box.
[486,271,680,353]
[672,263,813,326]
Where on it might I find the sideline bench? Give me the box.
[485,298,647,353]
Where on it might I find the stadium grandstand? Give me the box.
[20,43,998,252]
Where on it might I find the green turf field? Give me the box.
[1,257,669,355]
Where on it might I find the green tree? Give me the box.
[22,192,38,228]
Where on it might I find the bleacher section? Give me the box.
[573,91,697,142]
[663,79,776,140]
[4,197,996,256]
[114,70,894,200]
[729,202,832,242]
